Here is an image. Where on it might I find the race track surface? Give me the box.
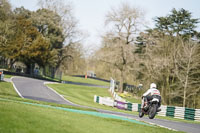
[12,77,200,133]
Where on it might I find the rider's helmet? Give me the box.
[150,83,157,89]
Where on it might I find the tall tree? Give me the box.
[0,0,12,61]
[1,7,51,74]
[98,2,145,92]
[32,9,64,50]
[37,0,83,73]
[154,8,199,39]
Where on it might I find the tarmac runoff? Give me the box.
[0,98,152,127]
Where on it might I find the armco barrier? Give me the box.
[184,108,195,120]
[94,95,114,107]
[115,100,127,110]
[166,106,175,117]
[132,103,139,112]
[195,109,200,122]
[94,95,99,103]
[100,97,114,107]
[174,107,185,119]
[127,103,132,111]
[157,105,167,116]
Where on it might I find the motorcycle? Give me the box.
[139,97,160,119]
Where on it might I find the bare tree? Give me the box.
[174,39,200,107]
[61,43,86,75]
[105,3,145,44]
[98,3,145,92]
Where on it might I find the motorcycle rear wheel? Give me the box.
[148,104,157,119]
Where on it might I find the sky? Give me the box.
[9,0,200,51]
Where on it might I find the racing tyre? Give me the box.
[139,110,144,118]
[148,104,157,119]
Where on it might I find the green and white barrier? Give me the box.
[159,106,200,121]
[94,95,200,121]
[195,109,200,122]
[184,108,195,120]
[132,103,139,112]
[94,78,200,122]
[94,95,100,103]
[157,105,167,117]
[94,95,114,107]
[174,107,185,119]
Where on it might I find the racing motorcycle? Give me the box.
[139,96,160,119]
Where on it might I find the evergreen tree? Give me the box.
[154,8,199,39]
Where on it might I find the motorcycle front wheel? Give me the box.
[139,110,144,118]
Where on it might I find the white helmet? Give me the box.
[150,83,157,89]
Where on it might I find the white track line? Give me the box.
[11,77,24,98]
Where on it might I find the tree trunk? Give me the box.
[161,84,166,104]
[9,59,15,70]
[26,63,31,74]
[183,74,188,107]
[119,69,125,93]
[166,74,171,105]
[26,63,34,75]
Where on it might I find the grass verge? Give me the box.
[3,74,13,79]
[62,75,110,86]
[0,100,181,133]
[0,81,180,133]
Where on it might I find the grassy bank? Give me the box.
[62,75,110,86]
[0,100,180,133]
[48,83,113,110]
[1,76,199,127]
[0,81,18,98]
[0,81,180,133]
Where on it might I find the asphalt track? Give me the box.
[61,80,109,88]
[12,76,200,133]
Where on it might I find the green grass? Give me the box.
[48,83,128,112]
[62,75,110,86]
[125,96,141,103]
[0,81,180,133]
[47,84,145,116]
[0,100,180,133]
[42,75,61,82]
[48,83,112,109]
[3,74,13,78]
[0,81,18,97]
[1,77,199,127]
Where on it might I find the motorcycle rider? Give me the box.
[141,83,161,111]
